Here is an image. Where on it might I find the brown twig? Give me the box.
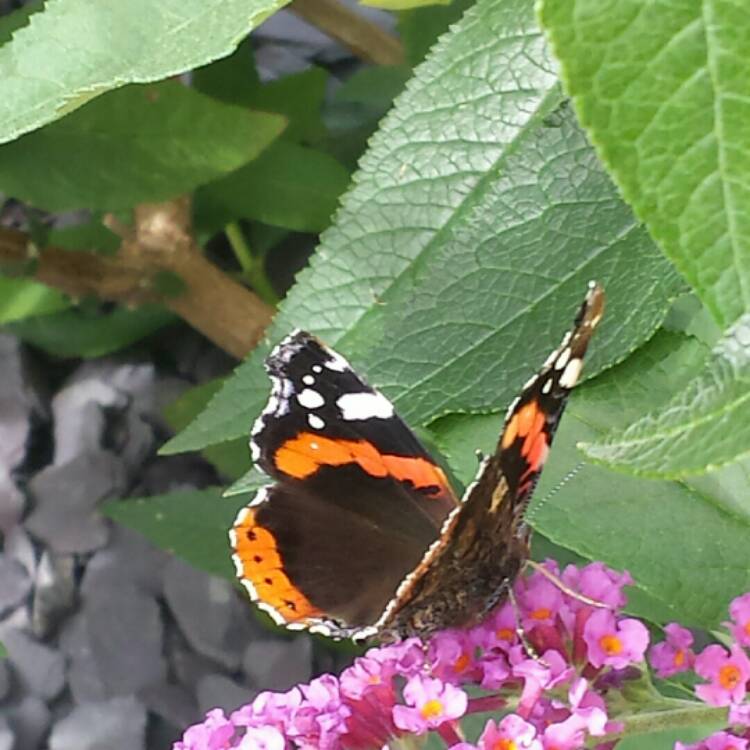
[290,0,404,65]
[0,198,274,359]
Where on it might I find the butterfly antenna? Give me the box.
[524,560,608,609]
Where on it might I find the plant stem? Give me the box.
[594,702,727,746]
[289,0,404,65]
[225,222,279,307]
[0,202,274,359]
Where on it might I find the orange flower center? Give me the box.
[718,664,742,690]
[744,620,750,637]
[453,652,471,673]
[497,627,515,642]
[531,607,552,621]
[420,699,444,719]
[367,674,381,685]
[673,649,685,667]
[492,740,518,750]
[599,634,623,656]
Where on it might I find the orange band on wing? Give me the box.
[232,508,323,623]
[274,432,451,494]
[502,400,545,449]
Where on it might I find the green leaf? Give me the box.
[689,454,750,521]
[48,221,121,255]
[0,1,43,46]
[0,640,5,659]
[163,379,251,480]
[583,313,750,478]
[0,276,70,323]
[196,50,327,144]
[194,141,350,234]
[539,0,750,327]
[0,81,286,212]
[164,0,682,456]
[192,37,260,108]
[0,0,290,145]
[103,488,241,581]
[8,305,174,358]
[398,0,476,66]
[331,65,410,123]
[249,68,328,144]
[533,417,750,629]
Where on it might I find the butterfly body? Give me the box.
[231,283,604,640]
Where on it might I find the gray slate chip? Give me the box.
[0,658,10,701]
[81,524,168,599]
[31,551,77,638]
[4,526,36,578]
[2,627,65,701]
[6,695,51,750]
[196,673,256,716]
[0,717,14,750]
[52,361,156,470]
[164,557,258,670]
[0,556,31,615]
[140,682,199,729]
[84,584,166,696]
[48,696,147,750]
[0,468,25,533]
[243,636,313,692]
[0,333,46,473]
[26,451,126,553]
[58,614,107,704]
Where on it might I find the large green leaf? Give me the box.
[0,81,285,211]
[583,313,750,478]
[432,329,750,629]
[0,0,289,145]
[103,488,241,581]
[539,0,750,327]
[164,0,682,457]
[194,141,350,234]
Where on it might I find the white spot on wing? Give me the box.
[302,374,315,386]
[297,388,325,409]
[312,365,322,373]
[323,351,349,372]
[337,392,394,420]
[308,414,325,429]
[249,439,260,463]
[249,486,270,508]
[559,357,583,389]
[542,378,553,394]
[555,347,571,370]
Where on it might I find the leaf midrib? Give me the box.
[330,76,565,353]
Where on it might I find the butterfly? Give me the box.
[230,283,604,640]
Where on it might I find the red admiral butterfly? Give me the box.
[230,283,604,640]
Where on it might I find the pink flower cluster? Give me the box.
[175,561,652,750]
[650,592,750,750]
